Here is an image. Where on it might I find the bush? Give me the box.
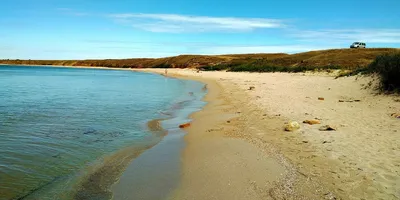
[201,58,348,73]
[229,64,284,72]
[367,53,400,93]
[200,64,229,71]
[228,64,341,73]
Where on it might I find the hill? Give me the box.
[1,48,399,71]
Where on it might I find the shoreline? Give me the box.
[109,73,208,200]
[138,69,329,199]
[137,68,400,200]
[73,118,168,200]
[70,71,209,200]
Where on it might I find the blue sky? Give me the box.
[1,0,399,59]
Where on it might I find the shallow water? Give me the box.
[111,86,207,200]
[0,65,206,199]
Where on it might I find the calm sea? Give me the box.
[0,65,206,200]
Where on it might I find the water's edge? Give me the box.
[73,119,169,200]
[1,66,207,200]
[70,74,207,200]
[109,75,207,200]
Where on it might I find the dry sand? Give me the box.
[136,68,400,200]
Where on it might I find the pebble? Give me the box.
[324,192,337,200]
[303,119,321,125]
[319,125,337,131]
[179,123,191,128]
[285,121,300,132]
[391,113,400,118]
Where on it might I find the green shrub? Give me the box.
[200,64,229,71]
[229,65,283,72]
[367,53,400,93]
[228,64,341,73]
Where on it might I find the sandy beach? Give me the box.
[3,0,399,199]
[135,68,400,200]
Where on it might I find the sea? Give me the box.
[0,65,207,200]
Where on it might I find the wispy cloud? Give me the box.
[79,12,400,45]
[109,13,285,33]
[291,29,400,43]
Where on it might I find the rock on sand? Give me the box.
[285,121,300,132]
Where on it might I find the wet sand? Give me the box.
[110,79,207,200]
[110,117,181,200]
[111,126,184,200]
[136,68,400,200]
[74,119,167,200]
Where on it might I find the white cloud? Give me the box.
[292,29,400,43]
[109,13,285,33]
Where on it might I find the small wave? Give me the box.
[158,98,195,118]
[170,99,192,111]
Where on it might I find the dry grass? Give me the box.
[1,48,399,71]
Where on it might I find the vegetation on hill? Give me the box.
[1,48,398,72]
[201,48,399,72]
[335,52,400,93]
[366,53,400,93]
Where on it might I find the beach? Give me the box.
[135,69,400,200]
[2,0,399,199]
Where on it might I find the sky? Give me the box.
[0,0,399,59]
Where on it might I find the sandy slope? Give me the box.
[136,69,400,200]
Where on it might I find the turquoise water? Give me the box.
[0,65,206,199]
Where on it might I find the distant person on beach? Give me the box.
[165,69,168,75]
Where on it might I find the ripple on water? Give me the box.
[0,65,206,199]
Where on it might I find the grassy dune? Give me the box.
[1,48,399,71]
